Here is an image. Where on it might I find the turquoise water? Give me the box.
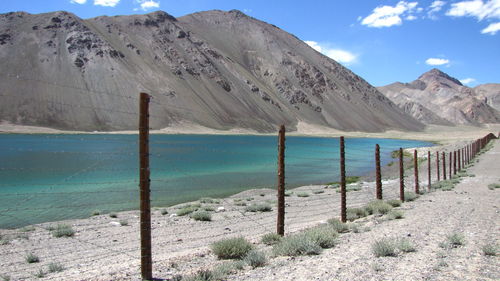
[0,134,432,228]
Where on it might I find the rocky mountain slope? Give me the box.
[378,69,500,126]
[0,10,423,132]
[474,83,500,112]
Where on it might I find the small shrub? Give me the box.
[190,211,212,221]
[234,201,247,206]
[48,262,64,273]
[397,238,416,253]
[202,206,215,211]
[0,274,10,281]
[119,219,128,226]
[246,197,254,201]
[346,208,368,221]
[211,237,253,259]
[372,238,397,257]
[273,235,322,256]
[244,250,267,268]
[34,269,45,278]
[161,209,169,215]
[245,203,272,212]
[199,197,220,204]
[261,233,283,245]
[441,233,466,249]
[346,176,360,184]
[284,191,293,197]
[91,210,101,216]
[346,184,362,192]
[387,210,404,220]
[26,253,40,263]
[327,218,349,233]
[365,200,393,215]
[51,224,75,238]
[488,183,500,190]
[20,226,36,232]
[213,261,244,276]
[177,206,198,216]
[259,193,265,197]
[304,226,338,248]
[183,269,223,281]
[109,213,117,218]
[403,191,419,202]
[0,235,11,245]
[296,192,309,197]
[386,199,402,207]
[481,243,498,256]
[312,190,325,194]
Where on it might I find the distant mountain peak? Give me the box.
[418,68,463,86]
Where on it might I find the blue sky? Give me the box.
[1,0,499,87]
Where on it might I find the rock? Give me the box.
[109,221,121,226]
[216,207,225,212]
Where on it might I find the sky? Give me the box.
[1,0,499,87]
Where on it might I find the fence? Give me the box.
[0,88,498,280]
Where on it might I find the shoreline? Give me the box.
[1,122,499,144]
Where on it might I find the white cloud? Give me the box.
[70,0,87,4]
[406,15,418,20]
[425,58,450,65]
[446,0,500,20]
[481,21,500,33]
[361,1,419,28]
[94,0,120,7]
[428,1,446,18]
[305,41,358,65]
[460,78,476,84]
[134,0,160,11]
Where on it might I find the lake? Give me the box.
[0,134,432,228]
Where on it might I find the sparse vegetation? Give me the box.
[312,190,325,194]
[387,210,404,220]
[336,184,362,193]
[0,234,11,245]
[440,233,465,249]
[161,209,169,215]
[284,191,293,197]
[0,274,10,281]
[34,269,46,278]
[243,250,267,268]
[245,203,272,212]
[211,237,253,259]
[119,219,128,226]
[327,218,349,233]
[397,238,416,253]
[303,225,338,248]
[26,253,40,263]
[199,198,220,204]
[48,262,64,273]
[272,234,322,256]
[346,208,368,221]
[403,191,419,201]
[202,206,216,211]
[488,183,500,190]
[20,226,36,232]
[261,233,283,245]
[190,210,212,221]
[109,213,117,218]
[481,243,498,256]
[91,210,101,216]
[296,192,310,197]
[182,269,223,281]
[372,238,397,257]
[177,206,198,216]
[386,199,402,207]
[365,200,393,215]
[51,224,75,238]
[234,201,247,206]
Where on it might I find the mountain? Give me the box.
[378,69,500,126]
[0,10,423,132]
[474,83,500,112]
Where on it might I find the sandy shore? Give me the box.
[0,136,498,280]
[1,121,500,144]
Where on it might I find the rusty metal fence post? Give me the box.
[414,149,419,194]
[442,152,446,180]
[399,148,404,202]
[436,151,440,181]
[277,125,286,236]
[453,151,457,175]
[139,92,152,281]
[340,136,346,223]
[428,151,431,191]
[449,152,452,179]
[375,144,382,200]
[458,149,461,171]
